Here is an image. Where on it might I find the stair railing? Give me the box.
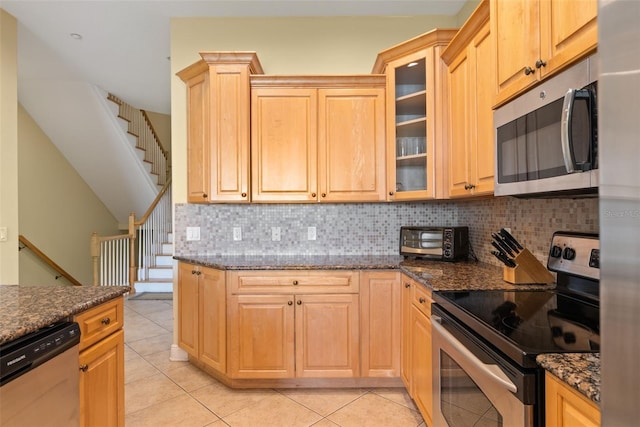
[19,235,84,286]
[91,179,172,292]
[107,93,171,186]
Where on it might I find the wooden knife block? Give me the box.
[503,248,554,285]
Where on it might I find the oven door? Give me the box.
[431,307,535,427]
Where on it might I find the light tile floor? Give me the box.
[124,296,426,427]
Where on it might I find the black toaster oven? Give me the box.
[399,226,469,261]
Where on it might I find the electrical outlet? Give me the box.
[233,227,242,241]
[307,226,316,241]
[186,226,200,241]
[271,227,281,241]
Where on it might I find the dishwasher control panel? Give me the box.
[0,322,80,386]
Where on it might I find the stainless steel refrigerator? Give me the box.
[599,0,640,425]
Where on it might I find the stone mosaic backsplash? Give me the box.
[174,197,598,266]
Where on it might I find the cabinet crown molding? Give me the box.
[177,51,264,81]
[441,0,490,65]
[250,74,386,88]
[371,28,458,73]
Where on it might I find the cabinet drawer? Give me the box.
[74,298,124,351]
[412,284,432,318]
[228,270,359,294]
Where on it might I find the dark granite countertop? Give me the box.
[537,353,601,404]
[174,254,555,292]
[0,284,129,345]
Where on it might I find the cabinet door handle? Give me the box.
[419,297,426,304]
[535,59,547,69]
[311,193,317,198]
[464,184,476,190]
[297,300,302,305]
[196,271,202,276]
[389,191,394,196]
[202,193,208,199]
[524,66,535,76]
[191,270,197,275]
[321,193,326,198]
[101,317,111,325]
[241,192,247,198]
[288,301,293,306]
[405,283,411,289]
[79,364,89,372]
[292,280,299,285]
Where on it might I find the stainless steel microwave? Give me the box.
[494,55,598,197]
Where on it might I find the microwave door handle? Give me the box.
[561,88,578,173]
[432,316,517,394]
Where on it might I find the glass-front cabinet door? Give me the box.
[374,29,456,201]
[391,53,431,198]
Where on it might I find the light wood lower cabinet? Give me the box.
[179,266,403,386]
[400,274,433,425]
[178,263,226,373]
[360,271,401,377]
[227,272,360,379]
[545,371,600,427]
[74,297,124,427]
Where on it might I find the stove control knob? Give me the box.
[562,247,576,260]
[550,245,563,258]
[589,249,600,269]
[563,332,577,344]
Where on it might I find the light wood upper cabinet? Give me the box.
[373,29,457,201]
[442,0,494,198]
[251,87,318,202]
[318,88,386,202]
[178,52,263,202]
[250,76,386,203]
[545,371,600,427]
[491,0,597,106]
[360,271,401,378]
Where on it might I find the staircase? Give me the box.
[134,232,174,293]
[91,94,173,293]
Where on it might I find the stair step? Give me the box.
[162,243,172,253]
[156,255,173,266]
[167,233,174,244]
[134,280,173,293]
[148,266,173,280]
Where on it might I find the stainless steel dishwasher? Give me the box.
[1,321,81,426]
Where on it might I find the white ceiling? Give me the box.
[2,0,466,114]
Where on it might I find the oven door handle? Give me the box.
[432,316,517,394]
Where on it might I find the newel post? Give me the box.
[90,232,100,286]
[128,213,137,294]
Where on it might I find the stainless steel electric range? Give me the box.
[431,232,599,427]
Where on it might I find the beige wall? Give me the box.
[145,110,171,154]
[456,0,482,27]
[18,105,120,286]
[170,15,458,204]
[1,9,19,284]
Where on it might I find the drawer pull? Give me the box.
[288,301,293,306]
[79,364,88,372]
[292,280,299,285]
[101,317,111,325]
[419,297,426,304]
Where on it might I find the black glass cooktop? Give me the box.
[433,290,600,368]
